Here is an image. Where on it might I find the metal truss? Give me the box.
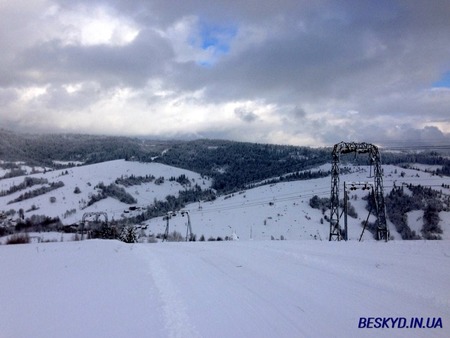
[81,211,109,224]
[80,212,109,240]
[329,142,389,241]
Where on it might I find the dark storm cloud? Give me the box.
[234,107,259,123]
[0,88,18,107]
[15,28,172,88]
[176,0,450,104]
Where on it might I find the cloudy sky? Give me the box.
[1,0,450,147]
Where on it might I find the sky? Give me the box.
[1,0,450,147]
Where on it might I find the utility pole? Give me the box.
[343,182,348,241]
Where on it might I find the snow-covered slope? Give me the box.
[0,239,448,338]
[144,164,450,241]
[0,159,212,224]
[1,160,449,241]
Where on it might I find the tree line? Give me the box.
[309,182,446,240]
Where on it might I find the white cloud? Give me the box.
[47,4,140,47]
[62,83,83,94]
[18,86,48,101]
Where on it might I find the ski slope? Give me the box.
[0,239,449,337]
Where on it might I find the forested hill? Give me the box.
[0,129,165,165]
[152,140,331,192]
[150,140,450,192]
[0,130,332,192]
[1,130,449,194]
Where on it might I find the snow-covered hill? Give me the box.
[144,164,450,241]
[0,239,448,338]
[1,160,449,241]
[0,160,211,225]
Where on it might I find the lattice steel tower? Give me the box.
[329,142,389,241]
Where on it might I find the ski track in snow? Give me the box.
[1,240,450,337]
[136,241,450,338]
[141,245,201,338]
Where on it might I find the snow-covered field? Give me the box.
[1,160,449,241]
[0,239,449,338]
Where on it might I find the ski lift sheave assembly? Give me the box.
[329,142,389,242]
[162,210,194,242]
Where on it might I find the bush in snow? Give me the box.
[120,226,138,244]
[155,176,165,185]
[71,233,81,241]
[90,182,137,205]
[6,233,30,245]
[90,224,119,240]
[422,201,443,240]
[147,235,158,243]
[0,177,48,197]
[166,231,184,242]
[7,181,64,204]
[309,195,330,213]
[15,215,62,233]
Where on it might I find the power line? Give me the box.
[382,145,450,151]
[189,189,330,215]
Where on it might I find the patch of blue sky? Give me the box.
[432,71,450,88]
[200,22,237,52]
[193,21,237,66]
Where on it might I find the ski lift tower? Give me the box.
[80,211,108,240]
[181,210,194,241]
[329,142,389,241]
[162,211,176,242]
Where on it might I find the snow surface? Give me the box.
[144,164,450,241]
[1,158,449,337]
[0,239,449,338]
[0,160,449,241]
[407,210,424,235]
